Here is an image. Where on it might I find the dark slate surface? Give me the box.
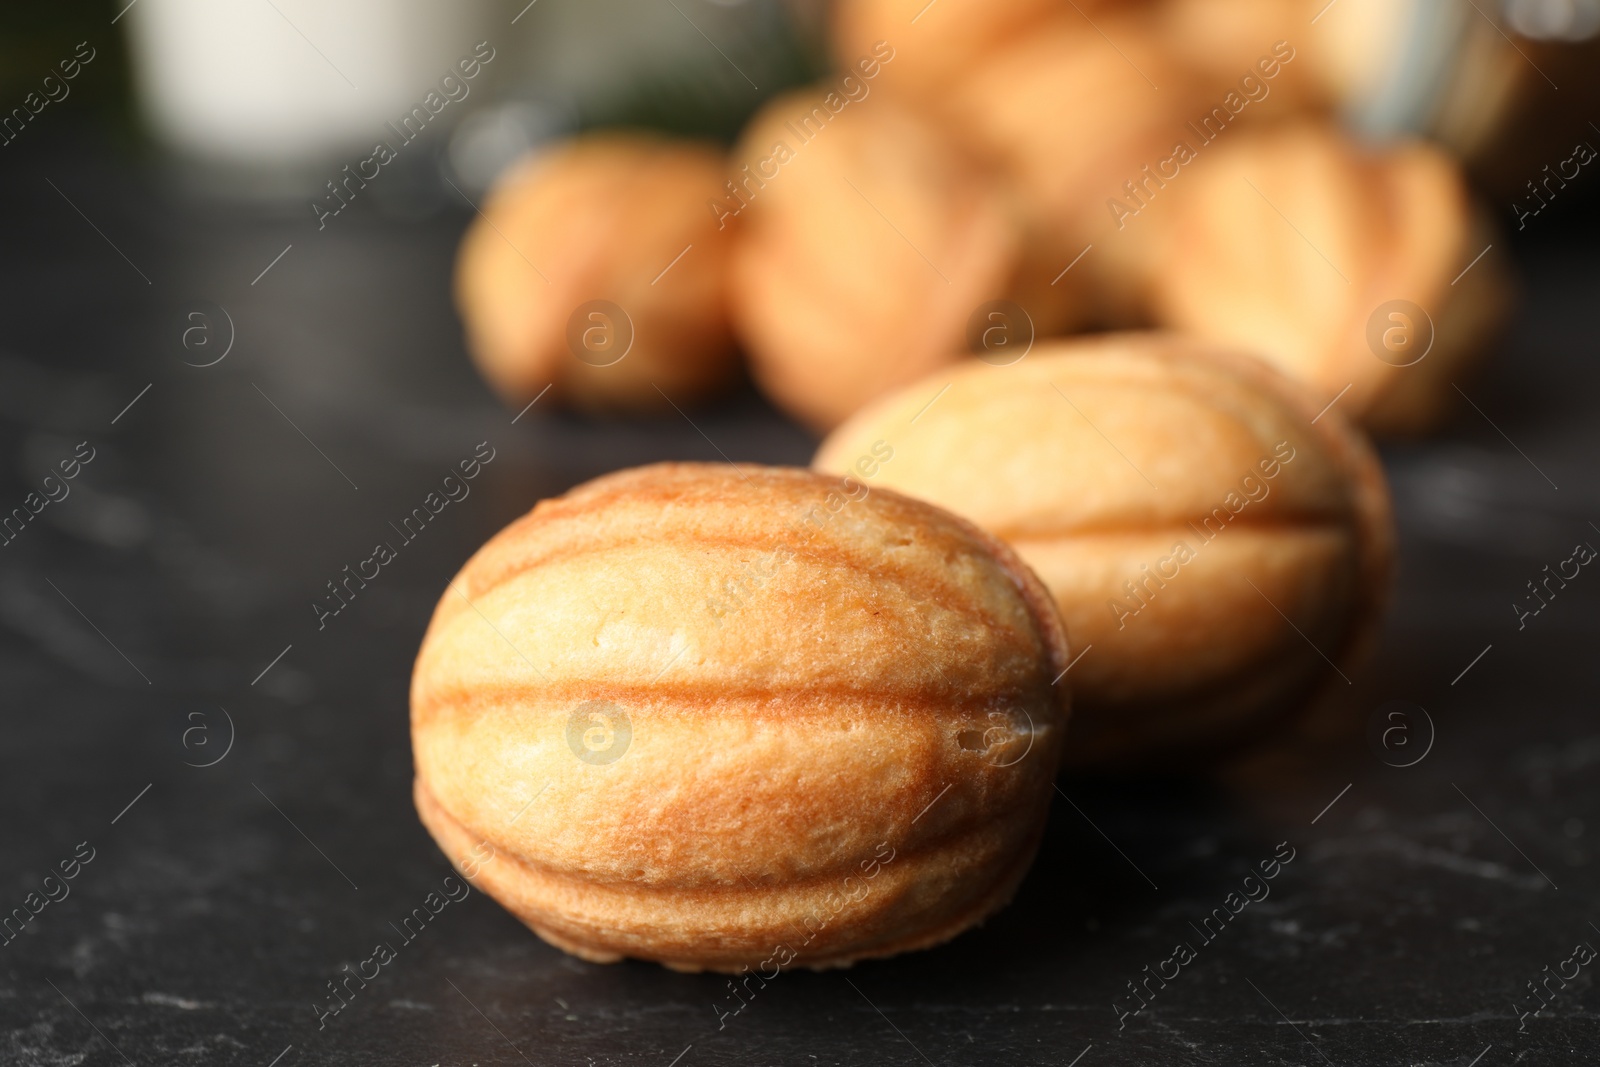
[2,127,1598,1067]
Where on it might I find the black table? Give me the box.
[4,127,1598,1066]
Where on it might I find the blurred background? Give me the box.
[6,0,828,195]
[12,0,1600,192]
[4,1,1600,1064]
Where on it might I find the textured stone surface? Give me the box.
[2,130,1598,1065]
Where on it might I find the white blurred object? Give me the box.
[1505,0,1600,40]
[124,0,493,177]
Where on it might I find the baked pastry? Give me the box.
[454,133,739,414]
[913,9,1207,327]
[938,11,1195,242]
[1153,0,1333,121]
[1138,122,1509,433]
[411,463,1071,971]
[729,88,1059,430]
[814,334,1393,769]
[831,0,1152,105]
[829,0,1067,103]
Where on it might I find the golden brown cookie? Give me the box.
[454,133,739,414]
[814,334,1393,769]
[1138,122,1509,433]
[411,463,1071,971]
[1152,0,1332,121]
[728,88,1045,431]
[829,0,1066,103]
[938,10,1197,243]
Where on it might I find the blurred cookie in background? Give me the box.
[454,133,741,414]
[728,87,1083,430]
[1135,122,1510,434]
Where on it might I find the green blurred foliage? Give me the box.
[560,0,828,145]
[584,23,823,143]
[0,2,131,132]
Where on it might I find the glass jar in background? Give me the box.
[1302,0,1600,196]
[1149,0,1600,202]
